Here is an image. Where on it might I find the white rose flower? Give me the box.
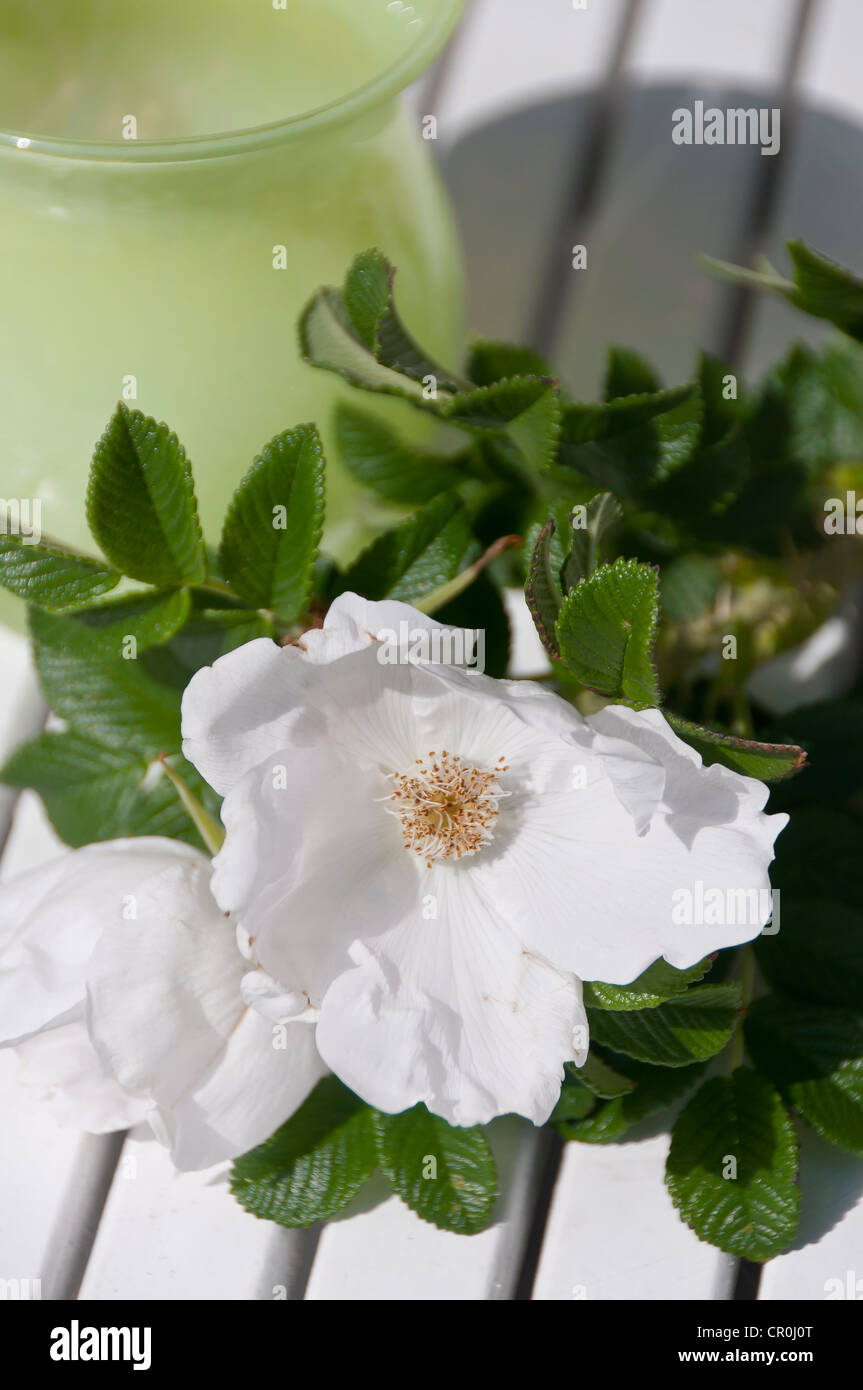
[181,592,787,1128]
[0,839,324,1169]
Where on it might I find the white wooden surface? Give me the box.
[1,0,862,1300]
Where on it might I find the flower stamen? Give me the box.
[387,751,509,867]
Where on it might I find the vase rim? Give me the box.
[0,0,464,164]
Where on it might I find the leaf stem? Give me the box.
[417,534,522,614]
[158,755,224,856]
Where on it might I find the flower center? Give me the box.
[387,750,510,867]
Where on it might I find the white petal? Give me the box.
[13,1020,151,1132]
[181,638,326,796]
[0,838,202,1046]
[86,848,324,1168]
[240,968,319,1023]
[316,868,585,1127]
[212,743,418,1004]
[570,711,668,834]
[181,597,538,798]
[477,707,787,983]
[151,1013,326,1171]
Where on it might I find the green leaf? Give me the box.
[86,404,207,587]
[589,983,741,1066]
[555,1057,705,1142]
[219,425,325,621]
[0,732,217,850]
[524,517,563,660]
[583,956,714,1011]
[604,346,662,401]
[703,241,863,342]
[29,606,181,756]
[664,712,806,782]
[303,255,561,472]
[154,607,273,684]
[230,1077,377,1226]
[301,284,429,400]
[786,241,863,341]
[39,588,191,661]
[555,557,660,705]
[0,535,119,611]
[745,997,863,1157]
[443,377,562,474]
[373,1106,497,1234]
[665,1069,799,1261]
[300,250,463,401]
[557,386,702,496]
[696,351,743,447]
[341,492,475,604]
[551,1076,600,1124]
[755,899,863,1011]
[772,339,863,474]
[560,491,621,591]
[468,340,557,386]
[577,1053,637,1099]
[348,250,463,388]
[343,247,394,351]
[335,405,466,505]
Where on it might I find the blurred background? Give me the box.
[420,0,862,395]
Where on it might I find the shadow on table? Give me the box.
[441,84,863,389]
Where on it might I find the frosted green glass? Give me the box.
[0,0,464,625]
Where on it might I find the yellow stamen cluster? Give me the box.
[387,751,510,867]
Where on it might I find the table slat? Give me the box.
[305,1118,543,1300]
[532,1136,737,1300]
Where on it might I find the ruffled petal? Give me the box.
[316,868,586,1127]
[212,743,419,1004]
[0,839,203,1047]
[476,707,787,984]
[149,1012,326,1171]
[13,1020,151,1132]
[86,848,325,1168]
[181,638,327,797]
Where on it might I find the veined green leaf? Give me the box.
[665,712,806,782]
[341,492,475,604]
[584,957,714,1011]
[556,557,661,706]
[0,535,119,611]
[231,1077,377,1226]
[373,1106,497,1235]
[219,424,325,621]
[666,1069,799,1261]
[588,983,741,1066]
[86,404,206,586]
[745,997,863,1157]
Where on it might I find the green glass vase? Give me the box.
[0,0,465,625]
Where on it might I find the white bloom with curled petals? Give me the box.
[182,593,787,1128]
[0,839,324,1168]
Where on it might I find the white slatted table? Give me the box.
[2,0,861,1301]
